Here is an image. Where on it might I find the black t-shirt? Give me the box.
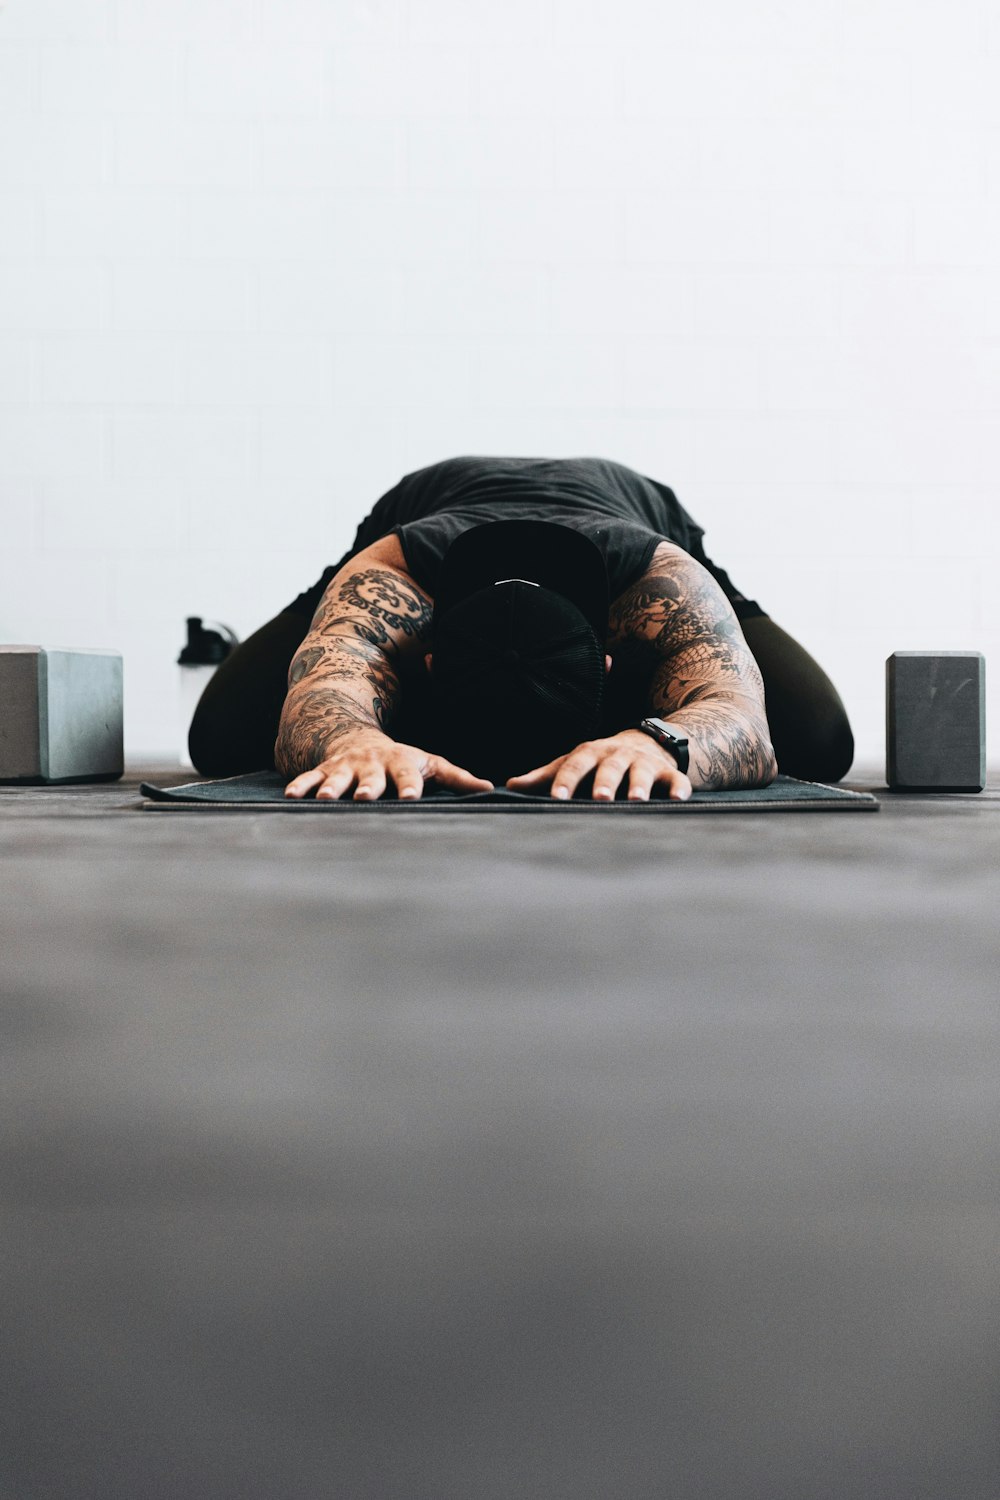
[284,456,711,621]
[280,456,759,741]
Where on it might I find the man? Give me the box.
[188,456,854,799]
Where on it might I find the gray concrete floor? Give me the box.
[2,766,998,1500]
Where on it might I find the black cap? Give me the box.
[432,519,609,643]
[430,521,609,783]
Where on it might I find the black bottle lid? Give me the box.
[178,616,238,666]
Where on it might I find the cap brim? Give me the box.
[432,519,609,643]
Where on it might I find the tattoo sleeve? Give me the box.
[274,565,433,777]
[608,548,777,789]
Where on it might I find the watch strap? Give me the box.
[637,717,690,774]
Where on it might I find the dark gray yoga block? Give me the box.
[885,651,986,792]
[0,646,124,783]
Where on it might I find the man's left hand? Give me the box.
[506,730,693,802]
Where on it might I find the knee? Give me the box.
[187,611,305,776]
[773,702,855,783]
[188,682,285,777]
[186,690,248,777]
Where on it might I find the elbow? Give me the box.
[758,733,779,786]
[733,717,778,788]
[272,716,296,781]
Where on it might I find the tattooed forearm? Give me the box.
[288,645,326,686]
[276,640,400,775]
[275,563,432,777]
[274,685,386,777]
[611,545,777,788]
[652,691,776,788]
[287,632,397,693]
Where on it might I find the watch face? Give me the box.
[645,718,684,744]
[639,719,689,771]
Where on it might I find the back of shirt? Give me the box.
[287,455,706,618]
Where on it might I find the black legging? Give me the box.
[188,606,855,784]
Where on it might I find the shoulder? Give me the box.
[336,532,416,581]
[608,540,741,653]
[306,533,434,651]
[310,533,428,625]
[646,540,696,571]
[609,540,702,607]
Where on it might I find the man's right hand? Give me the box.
[282,729,494,801]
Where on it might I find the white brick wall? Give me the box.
[1,0,997,767]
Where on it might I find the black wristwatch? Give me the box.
[637,717,690,774]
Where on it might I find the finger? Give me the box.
[315,764,359,801]
[591,753,631,802]
[353,764,387,801]
[625,761,657,801]
[284,767,326,799]
[388,756,425,800]
[505,759,560,788]
[550,748,598,801]
[653,766,692,802]
[424,757,494,792]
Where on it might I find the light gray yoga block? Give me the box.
[0,646,124,783]
[885,651,986,792]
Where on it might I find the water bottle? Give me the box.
[178,617,238,767]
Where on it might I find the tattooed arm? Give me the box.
[507,539,776,801]
[607,542,777,789]
[275,536,426,771]
[276,536,493,799]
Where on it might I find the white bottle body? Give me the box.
[178,664,216,767]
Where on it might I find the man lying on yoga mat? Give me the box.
[188,456,854,801]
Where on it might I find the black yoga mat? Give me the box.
[141,772,879,813]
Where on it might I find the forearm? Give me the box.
[274,646,395,779]
[609,543,777,790]
[274,555,432,778]
[274,631,400,778]
[648,686,777,789]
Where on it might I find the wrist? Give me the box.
[275,710,390,778]
[636,717,690,775]
[317,721,391,757]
